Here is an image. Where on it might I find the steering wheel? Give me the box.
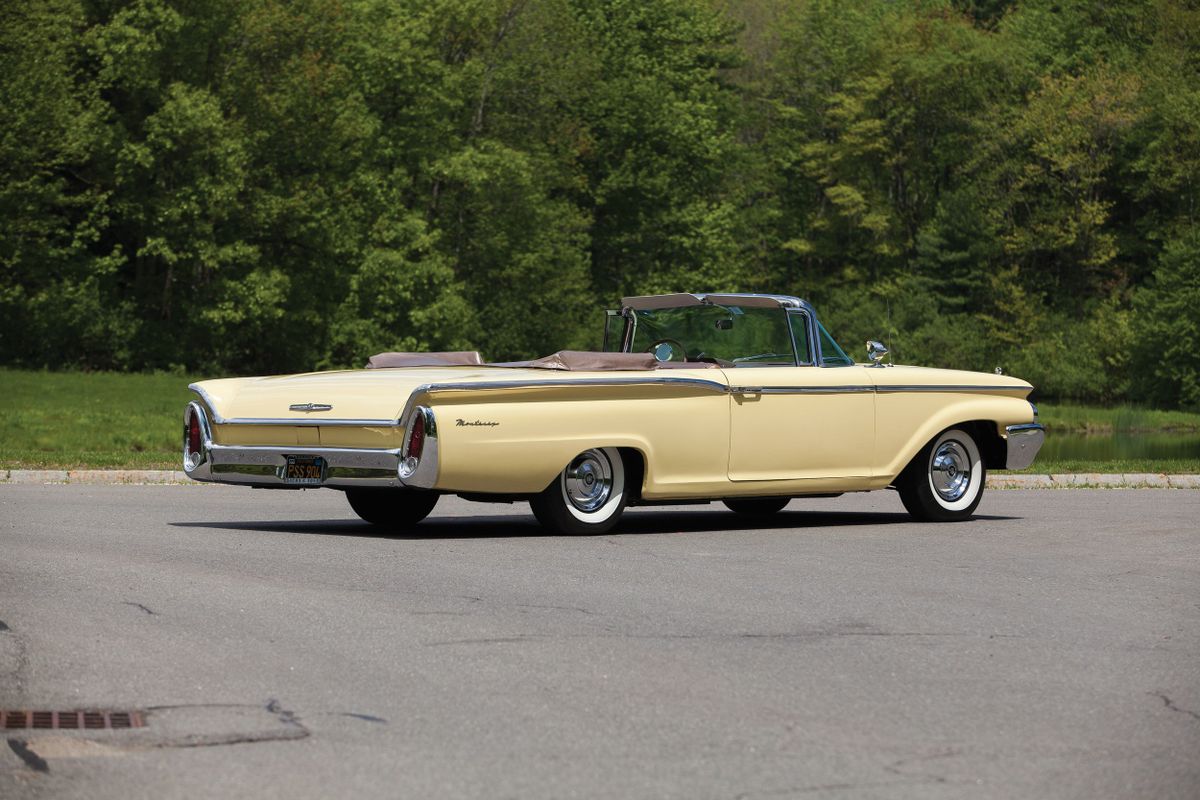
[645,338,689,362]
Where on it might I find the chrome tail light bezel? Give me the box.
[183,401,212,472]
[398,405,438,488]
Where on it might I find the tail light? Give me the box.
[184,403,206,469]
[399,406,436,483]
[407,411,426,461]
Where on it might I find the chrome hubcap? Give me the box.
[931,440,971,502]
[563,449,613,513]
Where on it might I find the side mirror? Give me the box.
[866,340,889,366]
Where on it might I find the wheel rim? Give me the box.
[930,440,971,502]
[563,449,613,513]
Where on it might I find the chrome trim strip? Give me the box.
[189,384,223,421]
[622,293,807,310]
[210,444,401,458]
[218,417,399,427]
[758,385,875,394]
[1005,423,1046,470]
[413,376,731,395]
[876,384,1033,393]
[746,384,1024,395]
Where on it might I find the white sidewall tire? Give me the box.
[560,447,625,524]
[926,429,983,513]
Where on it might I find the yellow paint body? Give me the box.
[191,363,1036,498]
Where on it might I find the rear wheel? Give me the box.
[530,447,628,535]
[896,428,985,522]
[345,488,439,530]
[723,497,790,516]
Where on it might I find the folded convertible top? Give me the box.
[366,351,485,368]
[367,349,721,371]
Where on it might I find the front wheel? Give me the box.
[345,488,439,530]
[530,447,628,534]
[896,428,986,522]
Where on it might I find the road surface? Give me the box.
[1,485,1197,799]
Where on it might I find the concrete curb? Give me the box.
[1,469,190,485]
[1,469,1198,488]
[987,473,1200,489]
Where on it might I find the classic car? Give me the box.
[183,293,1044,533]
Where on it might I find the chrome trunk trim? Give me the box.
[188,384,399,426]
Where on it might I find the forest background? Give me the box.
[2,0,1198,408]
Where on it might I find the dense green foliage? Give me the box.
[1,0,1197,406]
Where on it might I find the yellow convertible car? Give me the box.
[183,293,1044,533]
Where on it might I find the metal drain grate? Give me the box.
[1,710,144,730]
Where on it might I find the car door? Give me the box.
[725,311,875,481]
[726,366,876,480]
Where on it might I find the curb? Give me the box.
[1,469,190,485]
[988,473,1200,489]
[0,470,1198,488]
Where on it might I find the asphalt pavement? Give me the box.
[1,485,1197,799]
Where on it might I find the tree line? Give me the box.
[2,0,1197,406]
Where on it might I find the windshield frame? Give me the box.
[624,303,800,366]
[613,294,853,368]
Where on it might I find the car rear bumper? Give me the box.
[186,443,405,488]
[1005,423,1045,470]
[183,403,414,489]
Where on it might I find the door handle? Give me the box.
[730,386,763,395]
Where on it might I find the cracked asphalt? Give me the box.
[0,484,1197,799]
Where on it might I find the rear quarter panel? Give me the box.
[425,377,730,495]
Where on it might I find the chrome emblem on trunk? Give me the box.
[289,403,334,413]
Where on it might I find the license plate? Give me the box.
[282,455,326,485]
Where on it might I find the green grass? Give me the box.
[1,369,1198,472]
[0,369,198,469]
[1037,403,1200,434]
[1001,458,1200,475]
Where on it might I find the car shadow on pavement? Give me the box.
[170,508,1019,540]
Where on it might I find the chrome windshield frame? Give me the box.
[618,293,816,367]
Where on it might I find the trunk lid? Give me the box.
[193,367,511,422]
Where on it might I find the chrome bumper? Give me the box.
[186,443,405,488]
[1005,423,1045,470]
[182,401,439,489]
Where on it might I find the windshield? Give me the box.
[628,305,797,365]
